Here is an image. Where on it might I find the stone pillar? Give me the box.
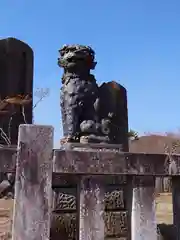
[78,176,105,240]
[12,124,53,240]
[0,38,33,145]
[131,177,157,240]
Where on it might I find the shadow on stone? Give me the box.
[158,224,176,240]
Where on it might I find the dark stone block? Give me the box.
[105,211,128,237]
[51,213,77,239]
[105,187,124,210]
[53,188,76,211]
[52,173,126,187]
[0,38,33,145]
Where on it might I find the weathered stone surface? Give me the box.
[98,81,129,150]
[54,150,180,175]
[105,188,124,210]
[51,213,76,239]
[0,186,174,240]
[131,177,157,240]
[53,189,76,211]
[52,174,78,188]
[53,187,124,212]
[79,176,105,240]
[52,173,126,187]
[0,38,33,145]
[58,45,128,146]
[12,125,53,240]
[62,143,124,153]
[105,211,128,237]
[51,211,128,239]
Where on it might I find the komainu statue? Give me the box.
[58,44,128,150]
[54,44,129,239]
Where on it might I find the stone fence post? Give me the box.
[12,124,53,240]
[131,177,157,240]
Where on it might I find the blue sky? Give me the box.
[1,0,180,146]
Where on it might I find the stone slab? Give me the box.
[53,150,180,176]
[61,142,123,152]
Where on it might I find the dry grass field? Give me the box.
[156,193,173,225]
[0,193,173,239]
[0,199,13,239]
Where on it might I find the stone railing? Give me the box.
[0,125,180,239]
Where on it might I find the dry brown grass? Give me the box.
[130,134,180,153]
[156,193,173,224]
[0,200,13,239]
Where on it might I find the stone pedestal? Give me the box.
[52,145,130,239]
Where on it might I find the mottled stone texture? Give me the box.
[131,177,157,240]
[0,38,33,145]
[51,211,128,239]
[53,187,124,212]
[58,45,128,148]
[57,44,129,239]
[51,173,127,239]
[79,177,105,240]
[99,82,129,150]
[54,150,180,175]
[53,150,180,239]
[12,125,53,240]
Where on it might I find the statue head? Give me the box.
[58,44,97,72]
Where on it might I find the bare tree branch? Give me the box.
[0,128,11,145]
[0,88,49,146]
[22,106,27,124]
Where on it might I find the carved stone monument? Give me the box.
[0,38,33,145]
[58,44,128,150]
[51,44,130,239]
